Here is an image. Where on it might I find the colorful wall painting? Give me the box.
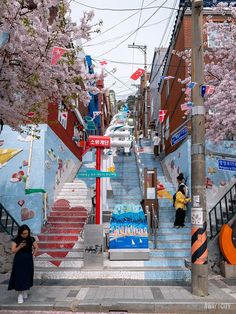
[0,148,22,168]
[109,204,149,250]
[0,125,80,234]
[163,138,236,212]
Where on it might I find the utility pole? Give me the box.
[191,0,208,296]
[128,44,148,137]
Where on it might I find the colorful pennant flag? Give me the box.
[187,82,197,89]
[160,75,175,80]
[130,68,145,80]
[185,87,191,96]
[93,111,102,119]
[51,47,68,65]
[0,32,9,48]
[201,85,215,97]
[99,60,108,66]
[159,110,167,123]
[27,112,35,118]
[206,85,215,95]
[180,102,192,111]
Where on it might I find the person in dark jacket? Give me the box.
[8,224,38,304]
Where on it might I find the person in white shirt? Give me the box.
[153,132,161,158]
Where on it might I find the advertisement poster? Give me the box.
[109,204,149,249]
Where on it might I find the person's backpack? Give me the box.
[173,193,176,206]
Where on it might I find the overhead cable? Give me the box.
[72,0,178,12]
[95,0,169,58]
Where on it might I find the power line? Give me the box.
[93,57,187,68]
[72,0,178,12]
[133,0,145,44]
[92,59,136,93]
[83,17,169,48]
[149,3,188,85]
[75,0,158,47]
[95,0,169,58]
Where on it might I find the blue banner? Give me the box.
[171,126,188,146]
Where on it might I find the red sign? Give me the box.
[88,136,110,148]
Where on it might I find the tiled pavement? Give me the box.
[0,274,236,313]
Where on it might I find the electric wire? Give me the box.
[131,0,145,74]
[133,0,145,44]
[149,3,188,85]
[75,0,158,46]
[95,62,136,93]
[72,0,179,12]
[83,17,169,48]
[95,0,169,58]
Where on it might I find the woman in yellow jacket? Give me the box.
[174,185,191,228]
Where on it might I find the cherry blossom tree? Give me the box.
[204,3,236,140]
[0,0,99,130]
[173,2,236,141]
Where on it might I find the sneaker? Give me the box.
[18,293,24,304]
[176,226,180,229]
[23,291,28,299]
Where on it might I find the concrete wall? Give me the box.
[163,138,236,211]
[0,125,80,234]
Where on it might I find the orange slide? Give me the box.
[219,224,236,265]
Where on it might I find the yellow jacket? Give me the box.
[174,191,191,210]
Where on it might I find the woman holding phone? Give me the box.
[8,224,38,304]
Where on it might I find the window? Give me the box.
[58,100,68,129]
[207,23,232,48]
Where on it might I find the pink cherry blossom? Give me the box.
[0,0,100,131]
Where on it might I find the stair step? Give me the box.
[38,234,79,241]
[41,228,82,234]
[34,267,191,281]
[38,242,78,250]
[51,205,87,211]
[157,233,191,241]
[34,259,84,268]
[47,217,87,223]
[156,240,191,249]
[46,222,85,228]
[50,211,87,217]
[150,248,190,258]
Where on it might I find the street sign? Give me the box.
[171,126,188,146]
[84,116,97,130]
[88,135,110,148]
[218,159,236,171]
[78,169,117,178]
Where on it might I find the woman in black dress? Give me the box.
[8,224,38,304]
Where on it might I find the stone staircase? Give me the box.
[107,151,142,209]
[35,179,91,272]
[35,144,191,282]
[136,141,191,281]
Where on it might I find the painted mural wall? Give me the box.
[0,125,80,234]
[163,138,236,211]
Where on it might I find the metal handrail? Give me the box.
[208,183,236,238]
[151,203,158,249]
[0,203,19,237]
